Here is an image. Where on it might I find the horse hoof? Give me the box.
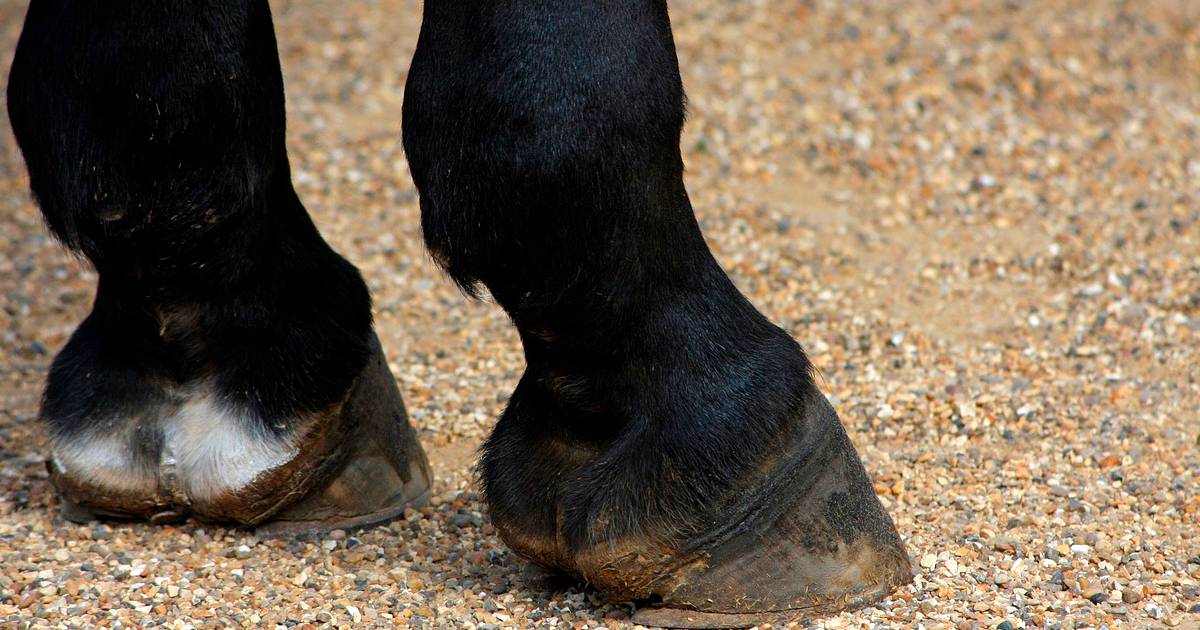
[486,385,911,625]
[47,334,431,533]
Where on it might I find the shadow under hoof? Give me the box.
[630,586,890,630]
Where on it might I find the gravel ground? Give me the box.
[1,0,1198,628]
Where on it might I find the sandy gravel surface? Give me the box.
[1,0,1198,628]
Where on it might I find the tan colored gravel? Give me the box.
[1,0,1198,628]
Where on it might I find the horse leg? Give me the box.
[7,0,430,533]
[402,1,911,625]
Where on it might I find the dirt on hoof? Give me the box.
[0,0,1197,628]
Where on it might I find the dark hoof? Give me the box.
[47,335,430,533]
[486,386,911,625]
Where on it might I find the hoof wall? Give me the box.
[254,459,432,538]
[490,393,912,625]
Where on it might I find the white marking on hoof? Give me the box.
[51,428,157,493]
[162,394,298,501]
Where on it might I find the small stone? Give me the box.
[449,514,477,529]
[944,557,960,576]
[996,622,1013,630]
[1070,544,1090,555]
[920,554,937,570]
[991,535,1017,553]
[292,570,309,587]
[234,544,253,559]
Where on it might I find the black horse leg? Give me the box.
[402,1,911,625]
[7,0,430,532]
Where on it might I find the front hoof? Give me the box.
[486,382,911,627]
[46,334,431,534]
